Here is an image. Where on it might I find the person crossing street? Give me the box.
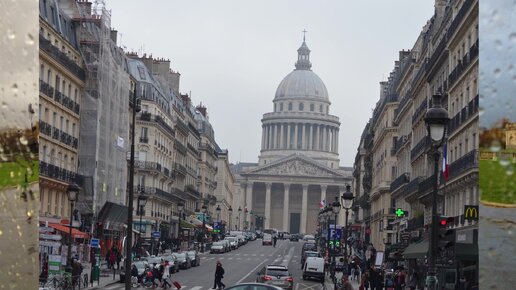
[212,261,226,290]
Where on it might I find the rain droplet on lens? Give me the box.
[7,28,15,40]
[19,136,28,145]
[11,83,18,94]
[25,33,34,45]
[490,141,502,152]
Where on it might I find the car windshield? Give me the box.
[306,252,320,257]
[267,269,289,277]
[213,242,224,246]
[226,237,236,242]
[163,255,175,262]
[175,253,186,259]
[146,257,161,264]
[187,251,196,256]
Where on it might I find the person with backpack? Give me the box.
[162,261,173,289]
[212,261,225,290]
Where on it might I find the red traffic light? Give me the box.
[438,216,453,227]
[440,219,447,226]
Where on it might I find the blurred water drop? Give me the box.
[490,141,502,152]
[6,29,15,40]
[18,136,28,145]
[506,168,514,176]
[9,171,15,178]
[499,158,510,167]
[494,68,502,77]
[24,33,34,46]
[11,83,18,94]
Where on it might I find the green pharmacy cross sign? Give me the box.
[395,208,407,217]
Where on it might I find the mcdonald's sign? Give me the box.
[464,205,479,221]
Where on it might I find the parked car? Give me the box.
[302,257,325,281]
[301,251,322,268]
[119,260,147,282]
[210,241,226,254]
[303,234,315,241]
[225,237,239,249]
[162,255,180,273]
[256,265,294,290]
[283,232,291,240]
[301,242,318,257]
[236,235,247,246]
[289,234,300,242]
[144,256,162,268]
[221,239,231,252]
[173,252,192,269]
[186,250,200,267]
[262,234,273,246]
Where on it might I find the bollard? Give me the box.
[113,267,116,280]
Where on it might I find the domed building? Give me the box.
[233,37,352,235]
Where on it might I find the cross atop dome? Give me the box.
[295,30,312,70]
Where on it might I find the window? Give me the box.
[52,112,57,127]
[68,84,72,97]
[310,103,314,111]
[55,75,60,91]
[74,89,78,103]
[60,116,64,130]
[40,64,44,80]
[62,80,66,93]
[50,7,55,24]
[280,103,283,111]
[299,103,304,111]
[42,0,48,18]
[72,123,76,137]
[141,127,148,138]
[47,70,52,84]
[288,102,292,111]
[319,104,323,112]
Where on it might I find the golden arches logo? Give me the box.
[464,206,478,220]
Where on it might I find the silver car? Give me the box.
[256,265,294,290]
[186,250,200,266]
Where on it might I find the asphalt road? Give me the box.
[479,204,516,289]
[0,184,39,289]
[103,238,326,290]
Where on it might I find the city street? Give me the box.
[0,183,39,289]
[96,239,358,290]
[479,204,516,288]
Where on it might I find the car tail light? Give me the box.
[286,277,294,282]
[264,276,273,281]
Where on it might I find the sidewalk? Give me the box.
[82,261,121,290]
[324,271,360,290]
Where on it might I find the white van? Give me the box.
[302,257,325,281]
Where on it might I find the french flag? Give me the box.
[319,200,325,209]
[442,143,449,181]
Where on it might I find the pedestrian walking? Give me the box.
[273,235,278,247]
[162,261,173,289]
[394,268,406,290]
[408,271,418,290]
[109,250,116,270]
[338,275,354,290]
[105,250,111,269]
[359,270,369,290]
[212,261,226,290]
[116,251,122,270]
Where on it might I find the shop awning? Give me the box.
[98,202,128,231]
[403,240,428,259]
[48,223,89,239]
[180,220,195,229]
[205,224,213,232]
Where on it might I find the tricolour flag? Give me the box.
[442,143,449,181]
[319,200,325,209]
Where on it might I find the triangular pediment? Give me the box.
[243,154,344,178]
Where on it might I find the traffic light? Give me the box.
[437,216,455,251]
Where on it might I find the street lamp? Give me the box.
[331,197,341,286]
[249,210,254,231]
[424,92,449,290]
[228,206,233,235]
[65,183,79,274]
[244,207,248,230]
[216,205,221,240]
[126,86,140,290]
[237,206,242,231]
[137,193,148,256]
[177,202,184,251]
[201,204,207,253]
[341,185,354,279]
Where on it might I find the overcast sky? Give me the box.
[107,0,435,166]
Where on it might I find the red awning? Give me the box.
[48,223,89,239]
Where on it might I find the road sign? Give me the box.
[90,238,100,248]
[152,231,161,238]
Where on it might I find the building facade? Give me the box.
[233,38,352,235]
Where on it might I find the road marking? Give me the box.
[260,254,265,257]
[104,285,119,290]
[252,254,257,256]
[236,258,269,284]
[189,286,202,290]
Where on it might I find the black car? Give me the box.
[289,234,299,241]
[173,252,192,269]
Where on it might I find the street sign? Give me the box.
[90,238,100,248]
[39,226,54,233]
[40,234,62,241]
[152,231,161,238]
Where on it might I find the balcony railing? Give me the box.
[175,119,189,134]
[427,36,447,71]
[410,136,430,160]
[139,137,149,143]
[390,172,410,192]
[447,94,479,135]
[411,99,428,123]
[154,115,175,137]
[174,140,187,155]
[411,61,428,89]
[52,127,61,140]
[135,161,160,171]
[40,161,77,183]
[446,0,475,40]
[394,135,409,154]
[174,162,187,176]
[417,174,437,198]
[395,92,412,120]
[133,186,178,203]
[39,34,86,80]
[448,149,478,180]
[54,91,62,103]
[39,80,55,98]
[449,39,479,87]
[139,112,152,121]
[400,176,422,198]
[39,121,52,136]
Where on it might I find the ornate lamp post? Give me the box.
[237,206,242,231]
[424,93,449,290]
[65,183,79,274]
[137,193,148,256]
[216,205,221,240]
[228,206,233,235]
[341,185,354,278]
[244,207,249,230]
[201,204,207,253]
[177,202,184,251]
[331,197,341,286]
[249,210,254,231]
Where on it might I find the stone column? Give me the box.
[265,183,272,229]
[265,125,270,149]
[322,125,327,151]
[280,123,284,149]
[287,123,291,149]
[301,124,306,149]
[335,128,339,153]
[261,126,265,150]
[283,183,290,232]
[273,124,277,149]
[294,123,299,149]
[315,125,320,150]
[301,184,308,234]
[321,185,327,206]
[246,182,253,212]
[309,124,314,150]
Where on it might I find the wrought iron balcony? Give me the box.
[134,161,160,171]
[174,162,187,176]
[417,174,438,198]
[449,40,478,88]
[446,0,475,40]
[174,140,187,155]
[154,115,175,136]
[39,80,55,98]
[447,94,479,135]
[427,36,447,71]
[39,34,86,80]
[448,149,478,180]
[411,99,428,124]
[40,161,77,183]
[139,112,152,121]
[54,91,62,103]
[52,127,61,140]
[139,137,149,143]
[39,121,52,136]
[400,176,422,198]
[175,119,189,134]
[390,172,410,192]
[410,136,430,160]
